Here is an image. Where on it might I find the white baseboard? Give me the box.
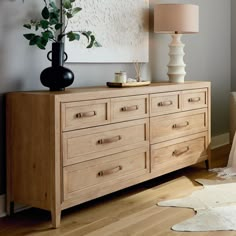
[211,132,230,149]
[0,194,6,218]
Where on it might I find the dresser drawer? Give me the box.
[150,92,181,116]
[62,119,149,166]
[63,147,150,201]
[111,95,149,122]
[150,109,208,144]
[151,132,208,175]
[182,89,207,111]
[61,99,110,131]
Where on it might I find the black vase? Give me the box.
[40,42,74,91]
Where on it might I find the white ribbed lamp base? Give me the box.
[167,34,186,83]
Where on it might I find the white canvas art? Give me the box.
[65,0,149,63]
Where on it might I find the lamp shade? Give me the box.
[154,4,199,34]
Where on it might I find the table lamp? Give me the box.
[154,4,199,83]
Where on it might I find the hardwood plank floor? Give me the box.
[0,145,233,236]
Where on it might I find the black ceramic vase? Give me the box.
[40,42,74,91]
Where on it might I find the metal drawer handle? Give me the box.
[97,135,121,145]
[76,111,97,118]
[172,121,189,129]
[188,97,201,103]
[172,146,190,157]
[97,165,122,177]
[121,105,139,112]
[158,101,173,107]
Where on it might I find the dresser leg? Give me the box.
[51,209,61,228]
[205,160,209,170]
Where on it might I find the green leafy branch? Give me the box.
[23,0,101,50]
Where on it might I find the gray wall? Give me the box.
[0,0,231,195]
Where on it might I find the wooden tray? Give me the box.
[107,81,150,88]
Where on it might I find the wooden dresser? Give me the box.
[6,81,211,228]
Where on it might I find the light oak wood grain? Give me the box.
[0,145,229,236]
[63,147,150,202]
[6,82,211,228]
[182,88,207,111]
[111,95,149,123]
[150,91,181,116]
[150,109,208,144]
[61,99,111,131]
[6,93,53,211]
[62,119,149,166]
[151,132,208,176]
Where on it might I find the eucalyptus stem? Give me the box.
[43,0,47,7]
[23,0,101,49]
[60,0,63,41]
[60,0,63,26]
[61,18,68,35]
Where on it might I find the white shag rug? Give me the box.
[157,179,236,232]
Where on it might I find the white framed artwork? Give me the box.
[65,0,149,63]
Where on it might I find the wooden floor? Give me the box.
[0,145,234,236]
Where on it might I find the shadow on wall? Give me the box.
[0,46,23,194]
[0,0,30,195]
[0,95,6,195]
[0,45,24,196]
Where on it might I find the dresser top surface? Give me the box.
[10,81,210,93]
[7,81,211,102]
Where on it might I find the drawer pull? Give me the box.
[188,97,201,103]
[76,111,97,118]
[121,105,139,112]
[172,121,189,129]
[172,146,190,157]
[158,101,173,107]
[97,135,121,145]
[97,165,122,177]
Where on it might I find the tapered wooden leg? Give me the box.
[51,209,61,228]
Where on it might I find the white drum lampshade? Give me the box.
[154,4,199,83]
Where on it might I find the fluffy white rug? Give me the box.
[157,179,236,232]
